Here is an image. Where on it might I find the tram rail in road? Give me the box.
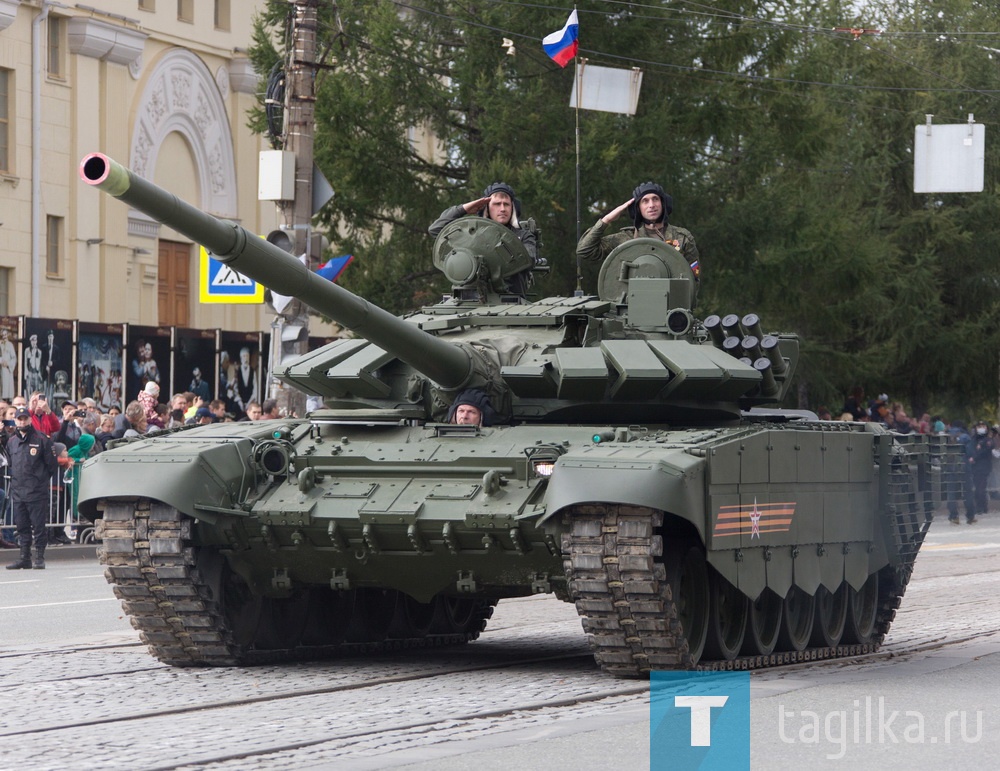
[1,513,998,770]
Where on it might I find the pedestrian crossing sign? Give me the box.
[199,245,265,304]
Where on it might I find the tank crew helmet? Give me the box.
[627,181,674,228]
[481,181,522,227]
[445,388,495,427]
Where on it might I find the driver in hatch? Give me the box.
[446,389,495,427]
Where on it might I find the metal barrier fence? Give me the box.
[0,466,98,544]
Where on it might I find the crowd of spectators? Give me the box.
[1,386,286,555]
[5,378,994,556]
[819,386,999,524]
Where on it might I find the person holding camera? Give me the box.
[29,392,60,437]
[55,399,84,450]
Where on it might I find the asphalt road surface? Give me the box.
[1,511,998,770]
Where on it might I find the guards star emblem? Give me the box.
[750,498,761,539]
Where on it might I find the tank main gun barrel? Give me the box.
[80,153,473,390]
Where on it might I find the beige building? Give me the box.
[0,0,290,333]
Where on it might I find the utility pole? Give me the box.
[270,0,321,419]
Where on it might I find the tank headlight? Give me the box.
[524,443,566,479]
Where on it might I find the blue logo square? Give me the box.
[650,671,750,771]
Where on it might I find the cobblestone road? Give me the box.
[1,512,998,771]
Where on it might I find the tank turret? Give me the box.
[80,153,796,424]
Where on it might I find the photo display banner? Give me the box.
[23,318,74,407]
[173,328,218,404]
[125,325,172,407]
[77,323,125,410]
[219,331,262,419]
[0,316,21,402]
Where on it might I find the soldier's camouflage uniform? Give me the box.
[576,219,699,266]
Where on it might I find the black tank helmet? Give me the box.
[482,181,522,218]
[627,181,673,228]
[445,388,495,426]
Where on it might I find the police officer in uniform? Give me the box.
[5,406,57,569]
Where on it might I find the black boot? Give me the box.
[6,542,32,570]
[32,544,46,570]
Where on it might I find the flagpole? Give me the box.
[574,49,583,296]
[542,7,583,295]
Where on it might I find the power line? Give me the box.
[386,0,1000,97]
[481,0,1000,40]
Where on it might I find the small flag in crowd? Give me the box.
[316,254,354,283]
[542,9,579,68]
[270,254,353,313]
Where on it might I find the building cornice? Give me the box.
[229,57,259,94]
[68,16,148,65]
[0,0,20,33]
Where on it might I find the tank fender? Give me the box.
[540,451,707,539]
[77,438,255,521]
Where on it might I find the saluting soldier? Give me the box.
[577,181,699,269]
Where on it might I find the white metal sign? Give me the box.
[571,62,643,116]
[914,118,985,193]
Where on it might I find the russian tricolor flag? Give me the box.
[542,10,579,68]
[315,254,353,282]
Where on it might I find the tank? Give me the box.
[77,153,961,675]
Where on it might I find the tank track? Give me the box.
[96,499,493,666]
[563,504,905,676]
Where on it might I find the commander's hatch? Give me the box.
[598,239,698,332]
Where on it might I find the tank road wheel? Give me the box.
[703,569,748,662]
[665,544,710,664]
[198,551,265,651]
[388,594,436,639]
[741,589,783,657]
[253,593,311,650]
[777,585,815,652]
[431,596,477,632]
[345,588,399,643]
[810,583,849,648]
[843,571,879,645]
[429,596,497,640]
[300,588,355,647]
